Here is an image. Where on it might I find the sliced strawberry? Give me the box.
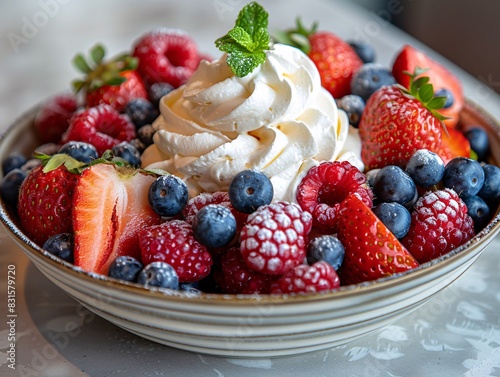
[392,45,463,128]
[73,163,162,275]
[337,193,419,285]
[437,126,471,165]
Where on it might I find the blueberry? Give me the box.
[108,256,144,282]
[42,233,74,263]
[2,152,27,175]
[148,174,188,217]
[348,41,376,64]
[58,141,99,163]
[228,170,273,214]
[373,202,411,239]
[434,88,454,109]
[336,95,365,128]
[111,141,142,167]
[478,164,500,205]
[125,98,160,128]
[464,126,489,162]
[373,165,417,208]
[443,157,485,197]
[138,261,179,289]
[462,195,491,233]
[192,204,237,249]
[405,149,445,188]
[137,124,156,147]
[306,235,345,271]
[350,63,396,102]
[0,168,27,206]
[148,82,174,107]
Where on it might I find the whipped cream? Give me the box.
[142,43,363,202]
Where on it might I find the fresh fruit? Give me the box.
[136,125,156,148]
[42,233,74,263]
[464,126,489,162]
[442,157,485,197]
[306,234,345,271]
[58,141,99,163]
[192,204,237,249]
[402,188,475,263]
[358,69,446,170]
[148,174,188,217]
[296,161,373,231]
[392,44,463,128]
[72,44,148,112]
[405,149,445,188]
[139,220,213,283]
[275,19,362,98]
[133,28,199,88]
[111,141,142,167]
[124,98,159,129]
[434,88,454,109]
[348,41,376,64]
[336,193,419,285]
[0,168,27,206]
[2,152,28,175]
[336,94,365,128]
[228,169,273,214]
[215,246,275,294]
[137,261,179,289]
[62,104,136,155]
[240,201,312,275]
[462,195,491,233]
[372,165,417,208]
[478,164,500,206]
[108,255,144,282]
[372,202,411,239]
[350,63,396,102]
[18,164,79,246]
[72,163,162,275]
[34,93,78,144]
[436,126,471,164]
[148,82,174,107]
[270,261,340,294]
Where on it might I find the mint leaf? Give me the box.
[215,2,270,77]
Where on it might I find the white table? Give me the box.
[1,1,500,376]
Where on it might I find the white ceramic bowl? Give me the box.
[1,101,500,358]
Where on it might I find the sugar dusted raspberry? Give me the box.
[402,188,475,264]
[270,261,340,294]
[296,161,373,231]
[240,201,312,275]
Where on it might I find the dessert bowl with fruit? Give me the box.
[1,2,500,357]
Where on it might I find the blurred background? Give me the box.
[353,0,500,94]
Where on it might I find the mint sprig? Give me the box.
[215,2,270,77]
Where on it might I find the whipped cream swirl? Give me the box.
[142,43,363,202]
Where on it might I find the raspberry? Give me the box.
[132,28,199,88]
[62,104,136,155]
[215,247,275,294]
[402,188,475,264]
[34,93,78,144]
[270,261,340,294]
[138,220,212,283]
[296,161,373,231]
[240,201,312,276]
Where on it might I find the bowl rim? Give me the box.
[1,99,500,306]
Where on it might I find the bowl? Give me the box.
[1,101,500,358]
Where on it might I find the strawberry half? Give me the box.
[336,193,419,285]
[436,126,471,165]
[392,45,464,128]
[73,163,162,275]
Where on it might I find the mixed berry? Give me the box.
[1,2,500,296]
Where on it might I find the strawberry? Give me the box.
[72,44,148,112]
[139,220,213,283]
[72,163,162,275]
[336,193,419,285]
[270,261,340,294]
[436,126,471,165]
[276,19,362,98]
[401,188,475,264]
[240,201,312,276]
[359,69,447,170]
[132,28,199,88]
[392,45,463,128]
[18,164,79,246]
[62,104,136,156]
[296,161,373,232]
[34,93,78,144]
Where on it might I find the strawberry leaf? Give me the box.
[73,54,92,74]
[215,1,270,77]
[90,44,106,65]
